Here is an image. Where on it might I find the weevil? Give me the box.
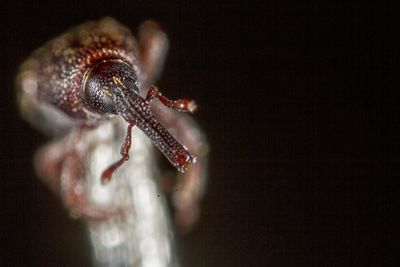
[17,18,208,230]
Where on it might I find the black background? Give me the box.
[1,1,399,266]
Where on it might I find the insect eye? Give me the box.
[84,74,117,114]
[83,59,138,115]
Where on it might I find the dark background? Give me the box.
[1,1,399,266]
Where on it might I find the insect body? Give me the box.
[17,18,207,266]
[19,18,196,184]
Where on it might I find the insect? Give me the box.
[17,18,208,265]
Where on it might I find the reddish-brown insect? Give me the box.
[17,18,208,229]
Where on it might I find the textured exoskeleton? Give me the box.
[17,18,208,266]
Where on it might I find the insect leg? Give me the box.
[34,138,71,194]
[35,130,120,221]
[151,103,209,233]
[138,20,169,88]
[101,123,135,184]
[145,85,197,113]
